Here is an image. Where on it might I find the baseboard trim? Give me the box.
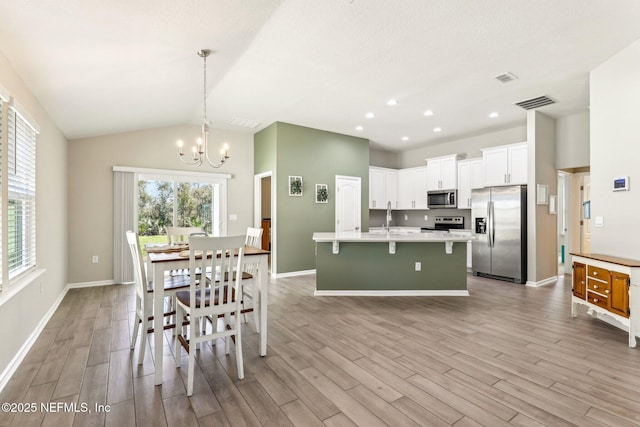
[314,289,470,297]
[526,276,558,287]
[68,279,116,288]
[0,283,70,394]
[273,269,316,278]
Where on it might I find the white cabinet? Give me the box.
[426,154,457,191]
[482,142,528,187]
[398,166,428,209]
[369,167,397,209]
[457,158,483,209]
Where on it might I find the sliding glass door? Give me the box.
[137,172,226,248]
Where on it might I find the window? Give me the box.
[0,95,38,292]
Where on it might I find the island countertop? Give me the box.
[312,231,472,243]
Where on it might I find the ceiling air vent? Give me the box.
[230,117,261,129]
[514,95,556,110]
[494,72,518,83]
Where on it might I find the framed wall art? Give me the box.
[315,184,328,203]
[288,176,303,196]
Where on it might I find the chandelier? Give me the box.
[177,49,229,168]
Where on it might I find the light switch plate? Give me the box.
[595,216,604,227]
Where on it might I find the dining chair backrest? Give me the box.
[188,235,246,316]
[126,230,147,301]
[245,227,263,249]
[166,226,205,244]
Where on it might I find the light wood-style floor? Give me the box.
[2,273,640,427]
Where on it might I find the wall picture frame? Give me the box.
[288,176,303,196]
[315,184,328,203]
[536,184,548,205]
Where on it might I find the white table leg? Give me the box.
[153,263,164,385]
[258,254,268,356]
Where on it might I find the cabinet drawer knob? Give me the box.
[605,290,610,294]
[594,298,599,302]
[594,285,598,289]
[594,271,598,276]
[581,281,585,284]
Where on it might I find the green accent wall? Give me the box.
[316,242,467,291]
[254,122,369,274]
[254,122,277,175]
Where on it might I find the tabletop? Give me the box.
[147,244,270,263]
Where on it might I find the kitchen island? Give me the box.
[312,231,471,296]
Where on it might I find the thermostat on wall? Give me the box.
[613,176,629,191]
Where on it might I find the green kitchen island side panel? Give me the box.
[314,240,468,294]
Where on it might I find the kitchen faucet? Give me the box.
[386,201,392,232]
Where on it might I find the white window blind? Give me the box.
[7,106,36,280]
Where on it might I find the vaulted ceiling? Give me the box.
[2,0,640,151]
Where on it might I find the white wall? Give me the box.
[68,126,254,284]
[590,38,640,259]
[397,125,527,168]
[0,52,68,380]
[369,148,398,168]
[555,111,590,170]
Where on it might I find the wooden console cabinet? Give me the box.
[571,253,640,347]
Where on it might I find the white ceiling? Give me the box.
[1,0,640,151]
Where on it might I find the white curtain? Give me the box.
[113,170,136,283]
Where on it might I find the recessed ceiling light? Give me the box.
[365,112,375,119]
[424,110,434,116]
[355,125,363,131]
[489,112,499,118]
[387,99,398,106]
[402,136,409,141]
[433,127,442,132]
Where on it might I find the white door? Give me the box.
[336,175,361,233]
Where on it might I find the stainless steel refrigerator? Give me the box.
[472,185,527,284]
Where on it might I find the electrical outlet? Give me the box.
[404,214,408,221]
[92,256,99,264]
[595,216,604,227]
[415,262,421,271]
[229,214,238,221]
[424,215,428,221]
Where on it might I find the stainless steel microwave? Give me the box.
[427,190,457,208]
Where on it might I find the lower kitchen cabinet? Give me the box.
[571,253,640,347]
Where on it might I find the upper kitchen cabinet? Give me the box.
[426,154,457,191]
[481,142,527,187]
[457,158,483,209]
[398,166,428,209]
[369,167,397,209]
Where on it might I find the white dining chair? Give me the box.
[175,235,247,396]
[166,226,204,244]
[126,230,191,364]
[242,227,263,331]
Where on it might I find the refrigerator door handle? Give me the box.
[486,201,492,247]
[490,201,496,248]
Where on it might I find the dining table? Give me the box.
[146,243,270,386]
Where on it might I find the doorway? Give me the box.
[254,171,274,273]
[335,175,361,233]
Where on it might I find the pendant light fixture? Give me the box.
[177,49,229,168]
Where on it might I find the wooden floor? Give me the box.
[2,273,640,427]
